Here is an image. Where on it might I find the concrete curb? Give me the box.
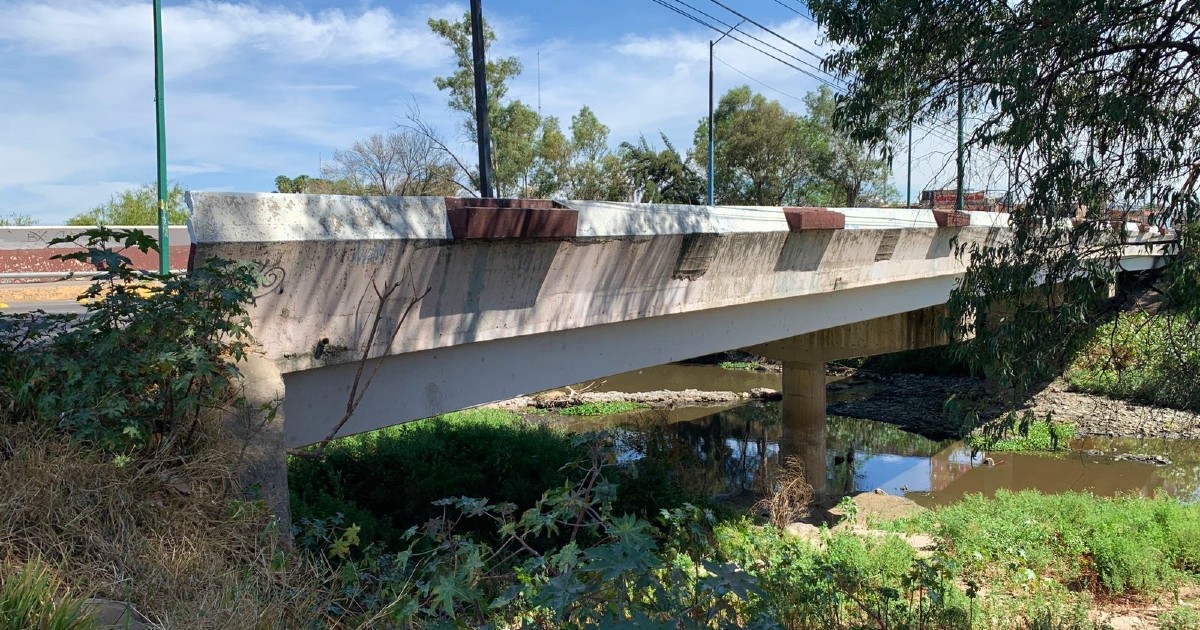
[0,281,91,305]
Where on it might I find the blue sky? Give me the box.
[0,0,971,224]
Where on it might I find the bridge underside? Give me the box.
[282,276,960,448]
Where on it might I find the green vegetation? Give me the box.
[1067,311,1200,412]
[968,419,1075,453]
[0,212,36,227]
[289,409,698,550]
[67,183,188,226]
[1161,606,1200,630]
[0,563,96,630]
[719,360,770,372]
[289,409,586,548]
[898,491,1200,596]
[812,0,1200,413]
[296,466,1200,629]
[558,401,649,415]
[0,228,256,452]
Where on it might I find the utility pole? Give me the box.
[152,0,169,274]
[708,20,743,206]
[470,0,494,198]
[906,115,913,209]
[955,66,965,212]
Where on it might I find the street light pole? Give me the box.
[470,0,495,199]
[152,0,169,274]
[708,20,743,207]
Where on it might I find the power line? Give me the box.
[704,0,826,65]
[648,0,841,90]
[713,54,806,104]
[646,0,1005,175]
[771,0,806,18]
[666,0,836,85]
[775,0,818,23]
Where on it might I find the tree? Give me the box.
[0,212,36,226]
[429,11,537,197]
[619,134,705,205]
[428,12,522,141]
[802,86,893,207]
[693,86,812,206]
[809,0,1199,404]
[320,132,459,197]
[274,174,358,195]
[68,184,188,226]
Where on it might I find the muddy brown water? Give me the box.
[558,365,1200,505]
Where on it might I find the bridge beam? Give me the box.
[746,305,952,364]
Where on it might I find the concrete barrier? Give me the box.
[0,226,192,286]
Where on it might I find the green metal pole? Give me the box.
[153,0,169,274]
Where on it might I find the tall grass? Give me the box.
[0,563,96,630]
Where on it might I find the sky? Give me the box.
[0,0,979,224]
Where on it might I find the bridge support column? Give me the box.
[221,353,291,540]
[780,361,827,496]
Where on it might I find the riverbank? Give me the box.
[827,369,1200,441]
[501,365,1200,442]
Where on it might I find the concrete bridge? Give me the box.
[186,193,1172,520]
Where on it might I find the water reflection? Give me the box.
[567,399,1200,505]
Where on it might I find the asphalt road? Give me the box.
[0,299,87,315]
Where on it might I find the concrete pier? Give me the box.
[780,361,828,495]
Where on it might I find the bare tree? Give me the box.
[322,130,459,197]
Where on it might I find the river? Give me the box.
[552,364,1200,505]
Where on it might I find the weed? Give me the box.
[1161,605,1200,630]
[558,401,649,416]
[968,418,1075,452]
[718,360,767,371]
[1067,311,1200,412]
[0,227,258,453]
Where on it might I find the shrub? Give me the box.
[295,452,771,628]
[906,490,1198,596]
[967,417,1075,452]
[289,409,587,547]
[1161,606,1200,630]
[1067,311,1200,412]
[0,228,258,453]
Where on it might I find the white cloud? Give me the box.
[0,2,982,223]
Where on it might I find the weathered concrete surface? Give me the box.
[746,305,953,363]
[220,353,290,536]
[186,194,1174,447]
[781,362,828,494]
[189,194,999,374]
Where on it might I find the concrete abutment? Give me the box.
[220,353,291,538]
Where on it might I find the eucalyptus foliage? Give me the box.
[810,0,1200,402]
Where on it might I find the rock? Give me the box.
[82,599,151,630]
[1113,453,1172,466]
[748,387,781,400]
[785,522,823,543]
[830,493,926,526]
[532,390,570,406]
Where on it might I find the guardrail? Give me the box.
[0,226,193,283]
